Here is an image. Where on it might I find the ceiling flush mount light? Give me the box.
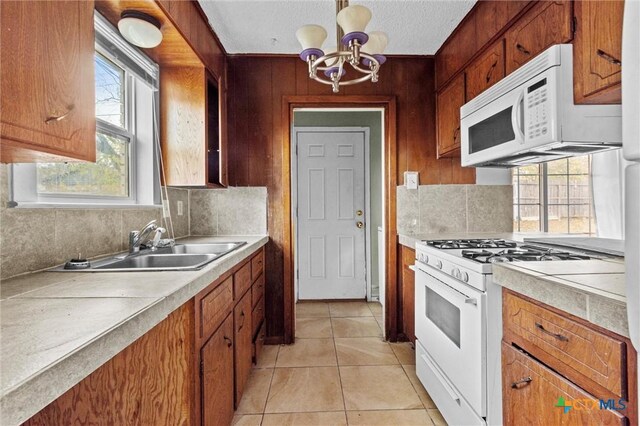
[296,0,388,93]
[118,10,163,48]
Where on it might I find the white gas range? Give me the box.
[413,238,605,426]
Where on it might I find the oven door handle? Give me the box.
[418,269,478,308]
[420,352,461,404]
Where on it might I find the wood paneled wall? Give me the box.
[227,56,475,340]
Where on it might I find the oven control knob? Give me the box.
[451,268,461,279]
[423,254,429,263]
[461,271,469,282]
[435,260,443,269]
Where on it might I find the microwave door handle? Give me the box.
[511,90,526,142]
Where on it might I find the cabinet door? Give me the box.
[573,0,624,104]
[234,290,253,406]
[504,1,573,75]
[436,73,465,158]
[0,0,96,163]
[201,314,234,426]
[401,246,416,342]
[502,342,626,426]
[465,39,506,101]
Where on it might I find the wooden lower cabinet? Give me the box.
[502,342,625,425]
[201,315,234,426]
[400,245,416,342]
[234,289,253,407]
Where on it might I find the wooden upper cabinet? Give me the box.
[504,1,573,75]
[0,0,96,163]
[437,73,466,158]
[465,39,506,101]
[573,0,624,104]
[160,67,227,187]
[436,16,477,89]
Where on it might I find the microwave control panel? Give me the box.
[525,78,549,140]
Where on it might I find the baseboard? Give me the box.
[265,336,284,345]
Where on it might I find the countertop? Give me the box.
[399,232,629,337]
[492,259,628,338]
[0,235,269,426]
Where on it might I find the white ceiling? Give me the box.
[197,0,477,55]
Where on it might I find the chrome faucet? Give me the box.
[129,220,161,253]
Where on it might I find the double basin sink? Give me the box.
[65,242,246,272]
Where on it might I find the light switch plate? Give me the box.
[404,171,419,189]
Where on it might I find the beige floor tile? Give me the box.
[335,337,398,366]
[296,317,333,338]
[255,344,280,368]
[296,302,330,318]
[232,414,263,426]
[340,365,423,410]
[276,338,337,367]
[329,301,373,317]
[346,409,434,426]
[236,368,274,414]
[428,408,448,426]
[368,302,383,316]
[332,317,382,338]
[262,411,347,426]
[265,367,344,413]
[390,342,416,365]
[402,364,436,408]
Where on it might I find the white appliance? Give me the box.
[461,44,622,168]
[622,0,640,408]
[413,239,607,426]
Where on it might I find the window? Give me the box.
[513,156,596,234]
[12,12,159,206]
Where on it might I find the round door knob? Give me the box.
[356,210,363,216]
[356,221,364,229]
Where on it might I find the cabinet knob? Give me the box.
[511,376,532,389]
[485,60,498,83]
[516,43,531,55]
[223,336,232,348]
[596,49,621,66]
[45,105,74,124]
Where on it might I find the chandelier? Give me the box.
[295,0,388,93]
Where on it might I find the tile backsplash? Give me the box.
[0,165,267,279]
[190,187,268,236]
[397,184,513,235]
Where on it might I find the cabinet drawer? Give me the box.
[251,250,264,282]
[502,342,625,426]
[200,276,233,340]
[504,292,625,397]
[252,273,265,309]
[252,295,265,338]
[234,260,252,299]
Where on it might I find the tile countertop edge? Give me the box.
[492,263,629,339]
[0,235,269,426]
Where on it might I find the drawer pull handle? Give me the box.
[238,311,246,331]
[511,376,532,389]
[596,49,621,66]
[45,105,74,124]
[516,43,531,55]
[453,127,460,143]
[224,336,233,348]
[486,60,498,83]
[535,322,569,342]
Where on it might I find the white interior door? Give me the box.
[295,128,368,300]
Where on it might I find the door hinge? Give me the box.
[572,16,577,35]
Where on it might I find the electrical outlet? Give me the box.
[162,202,170,218]
[177,200,184,216]
[404,171,419,189]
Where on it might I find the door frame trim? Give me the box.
[282,95,398,344]
[292,126,372,301]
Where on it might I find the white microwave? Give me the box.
[460,44,622,168]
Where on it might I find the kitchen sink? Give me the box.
[94,254,218,271]
[55,241,247,272]
[170,242,246,255]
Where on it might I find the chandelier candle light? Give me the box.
[296,0,388,92]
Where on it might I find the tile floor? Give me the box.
[233,301,447,426]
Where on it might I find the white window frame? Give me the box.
[10,12,159,208]
[513,156,596,235]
